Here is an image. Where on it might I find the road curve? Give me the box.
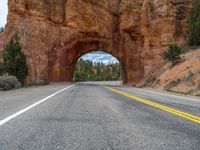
[0,83,200,150]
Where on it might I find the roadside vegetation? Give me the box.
[164,44,186,66]
[0,33,28,91]
[188,0,200,46]
[161,0,200,95]
[164,0,200,66]
[0,75,21,91]
[74,59,121,82]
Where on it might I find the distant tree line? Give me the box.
[73,59,121,82]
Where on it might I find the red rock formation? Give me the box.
[141,49,200,96]
[0,0,191,84]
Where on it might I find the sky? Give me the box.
[81,51,119,65]
[0,1,118,64]
[0,0,8,27]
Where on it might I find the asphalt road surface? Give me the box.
[0,82,200,150]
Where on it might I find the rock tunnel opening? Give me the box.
[48,46,128,84]
[48,40,129,84]
[73,51,123,83]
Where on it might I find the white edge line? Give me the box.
[0,84,75,126]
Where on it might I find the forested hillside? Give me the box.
[74,59,121,82]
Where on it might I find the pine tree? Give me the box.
[73,58,121,82]
[188,0,200,46]
[1,33,28,83]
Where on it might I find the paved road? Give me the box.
[0,82,200,149]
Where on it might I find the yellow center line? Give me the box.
[103,85,200,124]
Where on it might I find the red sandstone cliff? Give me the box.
[0,0,191,84]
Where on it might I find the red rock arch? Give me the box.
[0,0,191,85]
[47,39,141,84]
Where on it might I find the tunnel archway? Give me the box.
[73,51,123,82]
[48,49,127,84]
[48,39,144,85]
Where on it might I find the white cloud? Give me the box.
[81,51,119,65]
[0,0,8,27]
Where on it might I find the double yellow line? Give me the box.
[103,85,200,124]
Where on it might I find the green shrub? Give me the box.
[188,0,200,46]
[195,93,200,97]
[164,79,181,91]
[0,74,21,91]
[0,63,6,76]
[164,44,185,66]
[1,32,28,84]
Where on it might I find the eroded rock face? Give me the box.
[0,0,191,84]
[142,49,200,96]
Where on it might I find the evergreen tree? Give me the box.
[188,0,200,46]
[1,33,28,83]
[73,58,121,82]
[164,44,184,66]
